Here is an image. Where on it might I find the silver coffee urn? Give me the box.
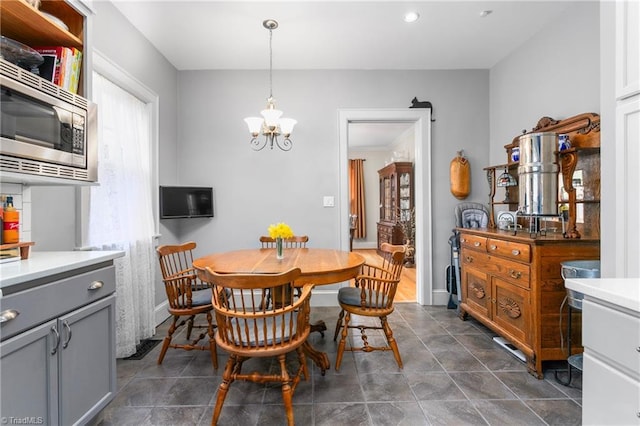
[517,132,559,225]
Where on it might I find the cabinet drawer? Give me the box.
[491,258,530,289]
[460,234,487,251]
[487,238,531,263]
[583,300,640,376]
[461,249,530,289]
[0,266,116,341]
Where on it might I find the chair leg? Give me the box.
[206,311,218,369]
[186,315,196,339]
[157,315,179,365]
[381,316,403,368]
[335,311,351,371]
[333,309,344,341]
[296,347,309,381]
[278,354,295,426]
[211,356,237,425]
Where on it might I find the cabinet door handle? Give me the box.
[511,249,521,256]
[62,320,72,349]
[51,326,60,355]
[474,242,481,247]
[636,347,640,353]
[465,256,474,263]
[509,270,522,279]
[490,245,497,250]
[88,280,104,290]
[0,309,19,323]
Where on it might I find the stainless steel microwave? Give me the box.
[0,59,97,182]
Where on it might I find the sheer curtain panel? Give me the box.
[349,159,366,238]
[90,72,156,358]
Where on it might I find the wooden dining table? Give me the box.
[192,248,365,374]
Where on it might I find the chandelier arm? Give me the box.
[250,136,269,151]
[274,135,293,151]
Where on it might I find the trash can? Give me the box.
[561,260,601,310]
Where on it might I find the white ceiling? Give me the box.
[111,0,575,147]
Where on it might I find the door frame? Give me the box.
[338,108,433,305]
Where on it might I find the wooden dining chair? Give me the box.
[259,235,309,308]
[197,267,313,426]
[333,243,406,370]
[156,241,217,369]
[259,235,309,248]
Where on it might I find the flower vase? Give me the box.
[276,237,284,259]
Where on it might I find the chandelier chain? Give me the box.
[269,27,273,99]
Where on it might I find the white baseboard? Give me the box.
[352,241,377,250]
[155,301,170,326]
[432,289,453,306]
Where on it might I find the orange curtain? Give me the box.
[349,159,366,238]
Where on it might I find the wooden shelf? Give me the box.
[0,241,35,259]
[1,0,83,49]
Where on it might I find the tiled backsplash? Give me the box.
[0,183,31,243]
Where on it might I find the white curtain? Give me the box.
[90,72,156,358]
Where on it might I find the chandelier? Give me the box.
[244,19,297,151]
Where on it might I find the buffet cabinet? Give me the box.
[377,162,414,258]
[458,228,599,378]
[0,264,117,425]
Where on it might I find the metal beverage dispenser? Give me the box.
[518,132,558,217]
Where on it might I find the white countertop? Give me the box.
[565,277,640,312]
[0,251,125,290]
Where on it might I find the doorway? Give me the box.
[338,109,433,305]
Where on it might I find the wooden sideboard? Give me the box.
[458,227,599,378]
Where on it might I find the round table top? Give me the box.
[193,248,365,286]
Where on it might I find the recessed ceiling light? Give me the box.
[404,11,420,23]
[479,10,493,18]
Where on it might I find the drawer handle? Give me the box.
[62,320,72,349]
[0,309,19,323]
[474,242,481,247]
[512,249,521,256]
[51,326,60,355]
[88,280,104,290]
[465,256,474,263]
[490,245,497,250]
[509,270,522,279]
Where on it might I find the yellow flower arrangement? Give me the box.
[268,222,294,239]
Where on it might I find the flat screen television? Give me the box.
[159,186,214,219]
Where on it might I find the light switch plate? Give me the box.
[323,196,335,207]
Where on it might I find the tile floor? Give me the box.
[91,304,582,425]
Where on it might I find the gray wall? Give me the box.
[489,2,600,164]
[28,0,603,305]
[175,69,490,296]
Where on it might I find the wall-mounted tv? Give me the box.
[159,186,214,219]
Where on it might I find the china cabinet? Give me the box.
[377,162,414,261]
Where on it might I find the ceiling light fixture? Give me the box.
[479,10,493,18]
[403,11,420,23]
[244,19,296,151]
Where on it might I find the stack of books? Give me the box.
[34,46,82,94]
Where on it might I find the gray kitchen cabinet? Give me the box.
[1,259,118,426]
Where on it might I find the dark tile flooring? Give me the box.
[91,304,582,425]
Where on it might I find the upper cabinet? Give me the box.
[615,0,640,100]
[1,0,88,95]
